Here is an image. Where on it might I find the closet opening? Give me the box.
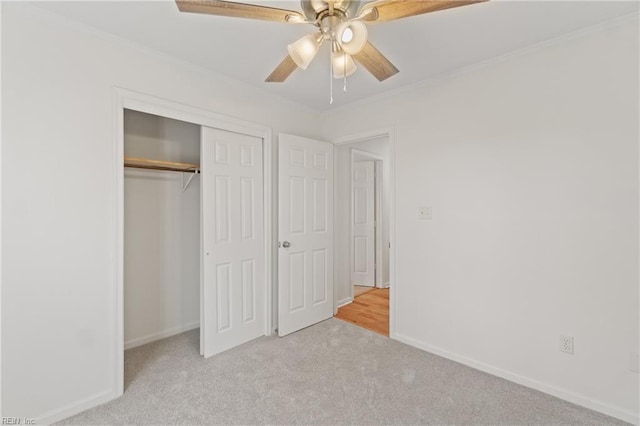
[123,109,202,370]
[115,89,274,396]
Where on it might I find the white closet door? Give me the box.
[351,160,375,287]
[201,127,264,357]
[278,133,333,336]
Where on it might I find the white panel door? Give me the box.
[201,127,264,357]
[351,161,375,287]
[278,133,333,336]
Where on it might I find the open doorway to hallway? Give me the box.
[336,287,389,335]
[333,136,391,336]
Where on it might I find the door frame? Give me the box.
[113,88,273,397]
[332,127,396,338]
[350,149,384,291]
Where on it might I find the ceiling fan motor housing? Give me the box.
[320,15,344,39]
[301,0,361,21]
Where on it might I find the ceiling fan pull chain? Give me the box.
[343,52,348,93]
[330,52,334,104]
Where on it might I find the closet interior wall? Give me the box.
[124,109,201,349]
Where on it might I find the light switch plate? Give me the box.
[418,207,432,220]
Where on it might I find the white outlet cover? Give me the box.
[559,335,574,354]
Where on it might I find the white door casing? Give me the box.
[351,160,375,287]
[201,127,265,357]
[278,134,334,336]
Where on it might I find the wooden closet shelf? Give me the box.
[124,157,200,173]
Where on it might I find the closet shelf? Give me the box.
[124,157,200,174]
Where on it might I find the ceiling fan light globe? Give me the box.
[287,34,322,70]
[341,28,354,43]
[332,51,357,79]
[335,20,367,55]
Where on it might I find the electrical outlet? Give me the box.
[418,207,432,220]
[559,335,574,354]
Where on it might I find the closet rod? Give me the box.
[124,156,200,174]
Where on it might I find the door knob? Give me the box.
[282,241,291,248]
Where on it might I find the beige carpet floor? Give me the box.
[60,319,627,425]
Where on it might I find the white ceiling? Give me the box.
[33,0,639,111]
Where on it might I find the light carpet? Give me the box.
[60,319,628,425]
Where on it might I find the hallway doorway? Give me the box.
[335,288,389,335]
[333,135,391,336]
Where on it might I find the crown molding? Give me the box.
[322,10,639,117]
[20,3,321,115]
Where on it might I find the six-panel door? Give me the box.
[201,127,264,357]
[351,160,375,287]
[278,134,334,337]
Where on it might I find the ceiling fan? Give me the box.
[176,0,486,84]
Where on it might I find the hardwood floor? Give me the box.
[335,288,389,336]
[354,285,376,298]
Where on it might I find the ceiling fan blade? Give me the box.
[176,0,306,23]
[353,42,399,82]
[265,55,299,82]
[358,0,487,23]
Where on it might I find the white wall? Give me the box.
[0,1,4,417]
[124,110,200,349]
[324,16,640,423]
[1,3,322,422]
[2,1,638,423]
[335,137,391,305]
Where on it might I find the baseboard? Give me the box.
[336,297,353,308]
[35,388,117,425]
[30,323,201,424]
[393,333,639,425]
[124,321,199,350]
